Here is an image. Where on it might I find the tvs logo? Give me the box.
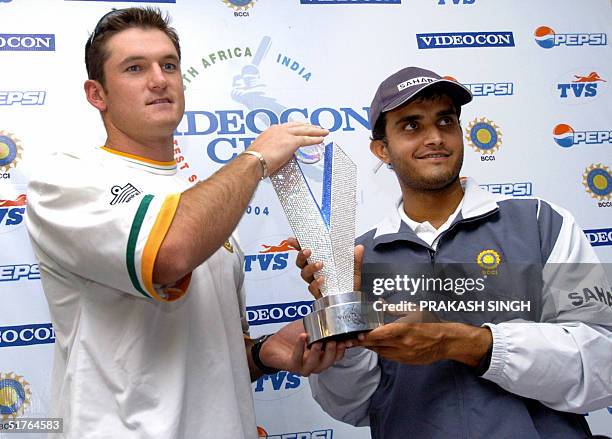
[253,371,305,401]
[583,164,612,207]
[557,72,606,99]
[479,182,533,197]
[0,372,31,420]
[0,194,26,232]
[534,26,607,49]
[244,239,298,279]
[0,91,45,106]
[257,425,334,439]
[584,228,612,247]
[0,323,55,348]
[0,131,22,177]
[553,124,611,148]
[465,118,502,161]
[0,34,55,51]
[417,32,515,49]
[443,76,513,97]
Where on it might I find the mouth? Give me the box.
[417,151,451,160]
[147,98,172,105]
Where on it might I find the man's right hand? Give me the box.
[289,237,364,299]
[248,122,329,175]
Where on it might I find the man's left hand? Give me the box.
[355,322,492,367]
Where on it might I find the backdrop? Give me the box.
[1,0,610,437]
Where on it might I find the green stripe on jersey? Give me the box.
[127,195,154,298]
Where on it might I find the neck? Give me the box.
[103,124,175,162]
[401,179,464,229]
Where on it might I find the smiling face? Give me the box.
[93,27,185,145]
[371,94,464,193]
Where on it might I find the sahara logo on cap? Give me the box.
[397,77,437,91]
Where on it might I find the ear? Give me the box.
[84,79,107,112]
[370,139,391,164]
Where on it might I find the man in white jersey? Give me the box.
[26,8,347,438]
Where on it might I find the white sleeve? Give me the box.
[309,347,380,426]
[26,154,189,302]
[482,200,612,413]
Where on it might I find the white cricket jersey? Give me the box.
[26,147,257,438]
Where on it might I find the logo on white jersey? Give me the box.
[110,183,141,205]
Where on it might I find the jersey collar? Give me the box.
[99,146,177,175]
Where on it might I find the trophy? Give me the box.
[270,143,384,344]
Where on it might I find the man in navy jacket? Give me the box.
[300,67,612,438]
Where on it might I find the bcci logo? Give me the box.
[477,249,500,276]
[0,131,22,176]
[0,372,31,420]
[465,118,502,161]
[223,0,256,16]
[583,164,612,207]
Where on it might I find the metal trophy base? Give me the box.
[303,291,384,345]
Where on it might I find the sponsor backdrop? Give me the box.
[1,0,610,437]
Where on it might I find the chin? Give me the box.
[403,172,460,191]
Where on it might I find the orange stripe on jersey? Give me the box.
[141,193,191,302]
[100,146,176,168]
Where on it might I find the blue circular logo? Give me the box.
[0,373,31,420]
[0,135,17,167]
[466,118,502,154]
[583,165,612,200]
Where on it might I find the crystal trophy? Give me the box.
[270,143,384,344]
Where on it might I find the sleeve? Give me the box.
[26,155,190,302]
[308,347,380,426]
[482,199,612,413]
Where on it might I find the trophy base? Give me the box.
[303,291,384,345]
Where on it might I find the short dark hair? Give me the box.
[85,7,181,87]
[370,85,462,142]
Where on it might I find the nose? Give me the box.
[148,64,168,90]
[424,125,444,147]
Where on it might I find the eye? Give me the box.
[126,65,142,72]
[438,116,456,127]
[403,121,419,131]
[163,63,177,72]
